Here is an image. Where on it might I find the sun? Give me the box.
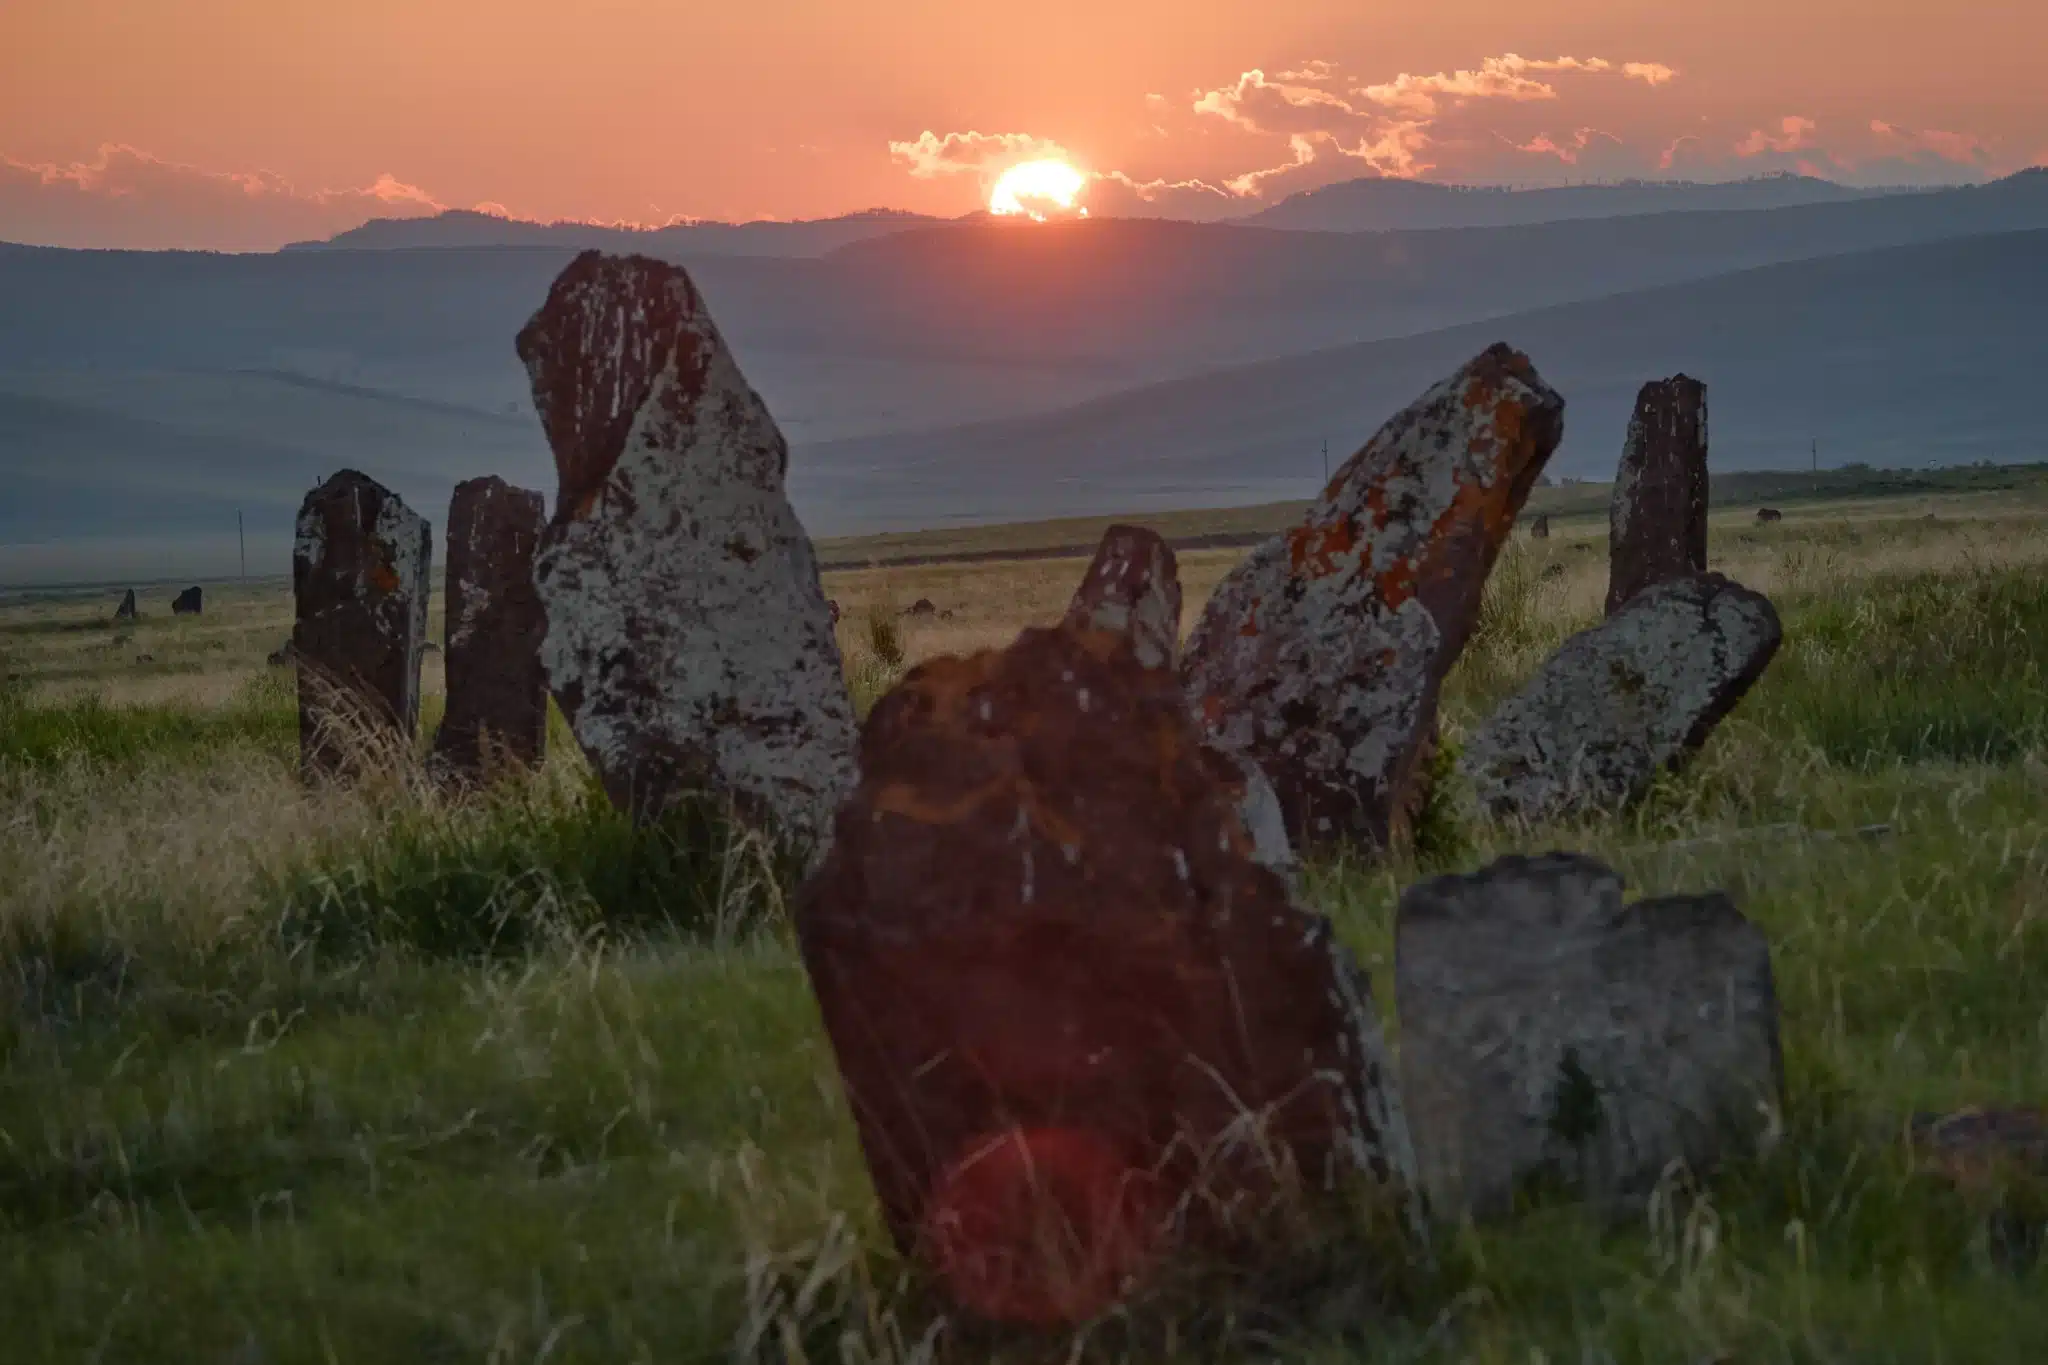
[989,160,1089,221]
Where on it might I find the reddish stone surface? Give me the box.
[1181,344,1565,850]
[515,251,855,848]
[795,624,1412,1325]
[1909,1108,2048,1190]
[1607,376,1709,616]
[432,476,548,782]
[1063,524,1182,670]
[292,470,431,780]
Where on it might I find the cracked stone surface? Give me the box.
[1460,573,1781,823]
[1181,344,1565,851]
[516,250,856,851]
[1608,376,1709,616]
[1395,853,1783,1219]
[292,469,431,780]
[433,476,549,782]
[795,623,1414,1325]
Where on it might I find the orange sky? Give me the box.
[3,0,2045,248]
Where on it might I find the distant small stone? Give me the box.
[1755,507,1783,524]
[1607,375,1708,616]
[1459,573,1782,824]
[134,653,154,664]
[114,589,137,621]
[1909,1107,2047,1189]
[904,598,937,617]
[1396,852,1783,1218]
[1181,343,1565,851]
[171,586,203,615]
[1529,514,1550,540]
[266,641,296,668]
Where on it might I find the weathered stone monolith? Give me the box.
[432,476,548,782]
[1396,853,1783,1218]
[1181,344,1565,850]
[292,470,431,780]
[114,589,137,621]
[1529,515,1550,540]
[1063,524,1182,671]
[1607,376,1708,615]
[796,623,1415,1326]
[516,251,856,850]
[172,586,202,615]
[1459,573,1781,824]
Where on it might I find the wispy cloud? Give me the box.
[0,143,445,250]
[1623,62,1678,86]
[1734,115,1818,157]
[887,130,1072,179]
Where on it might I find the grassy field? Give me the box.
[3,471,2047,1362]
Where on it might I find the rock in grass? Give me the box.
[292,469,432,780]
[1395,853,1783,1218]
[1064,524,1183,671]
[114,589,137,621]
[172,586,202,615]
[516,250,856,850]
[1459,573,1781,824]
[432,475,549,782]
[795,623,1414,1326]
[1181,344,1565,851]
[1607,376,1709,615]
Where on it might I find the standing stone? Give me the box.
[796,623,1414,1326]
[1396,853,1783,1219]
[171,586,202,615]
[1063,524,1182,670]
[114,589,137,621]
[432,476,549,782]
[1607,376,1708,616]
[292,470,431,779]
[1459,573,1781,824]
[516,251,855,849]
[1755,507,1783,524]
[1529,515,1550,540]
[1182,344,1565,850]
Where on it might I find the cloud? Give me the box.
[0,142,445,251]
[1273,59,1341,83]
[887,129,1073,179]
[1735,115,1817,157]
[1513,127,1625,166]
[1191,69,1370,136]
[1623,62,1678,86]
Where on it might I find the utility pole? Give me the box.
[238,508,246,581]
[1321,439,1329,485]
[1811,438,1818,474]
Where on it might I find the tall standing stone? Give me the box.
[432,476,549,782]
[1459,573,1781,823]
[1181,344,1565,850]
[1607,375,1708,616]
[292,470,431,779]
[1063,524,1182,671]
[796,623,1415,1326]
[114,589,137,621]
[1396,853,1783,1218]
[172,586,202,615]
[516,251,856,849]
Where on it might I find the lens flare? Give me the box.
[989,159,1089,220]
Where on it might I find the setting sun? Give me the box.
[989,159,1089,220]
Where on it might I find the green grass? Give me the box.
[2,517,2046,1361]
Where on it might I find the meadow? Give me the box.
[2,468,2046,1363]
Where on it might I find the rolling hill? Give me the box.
[291,207,953,258]
[1236,172,1896,232]
[789,229,2048,532]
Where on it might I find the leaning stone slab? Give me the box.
[1182,344,1565,851]
[516,250,856,850]
[1396,853,1783,1219]
[432,476,549,782]
[292,470,431,780]
[1460,573,1781,824]
[796,623,1415,1326]
[1607,375,1708,615]
[114,589,137,621]
[172,586,202,615]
